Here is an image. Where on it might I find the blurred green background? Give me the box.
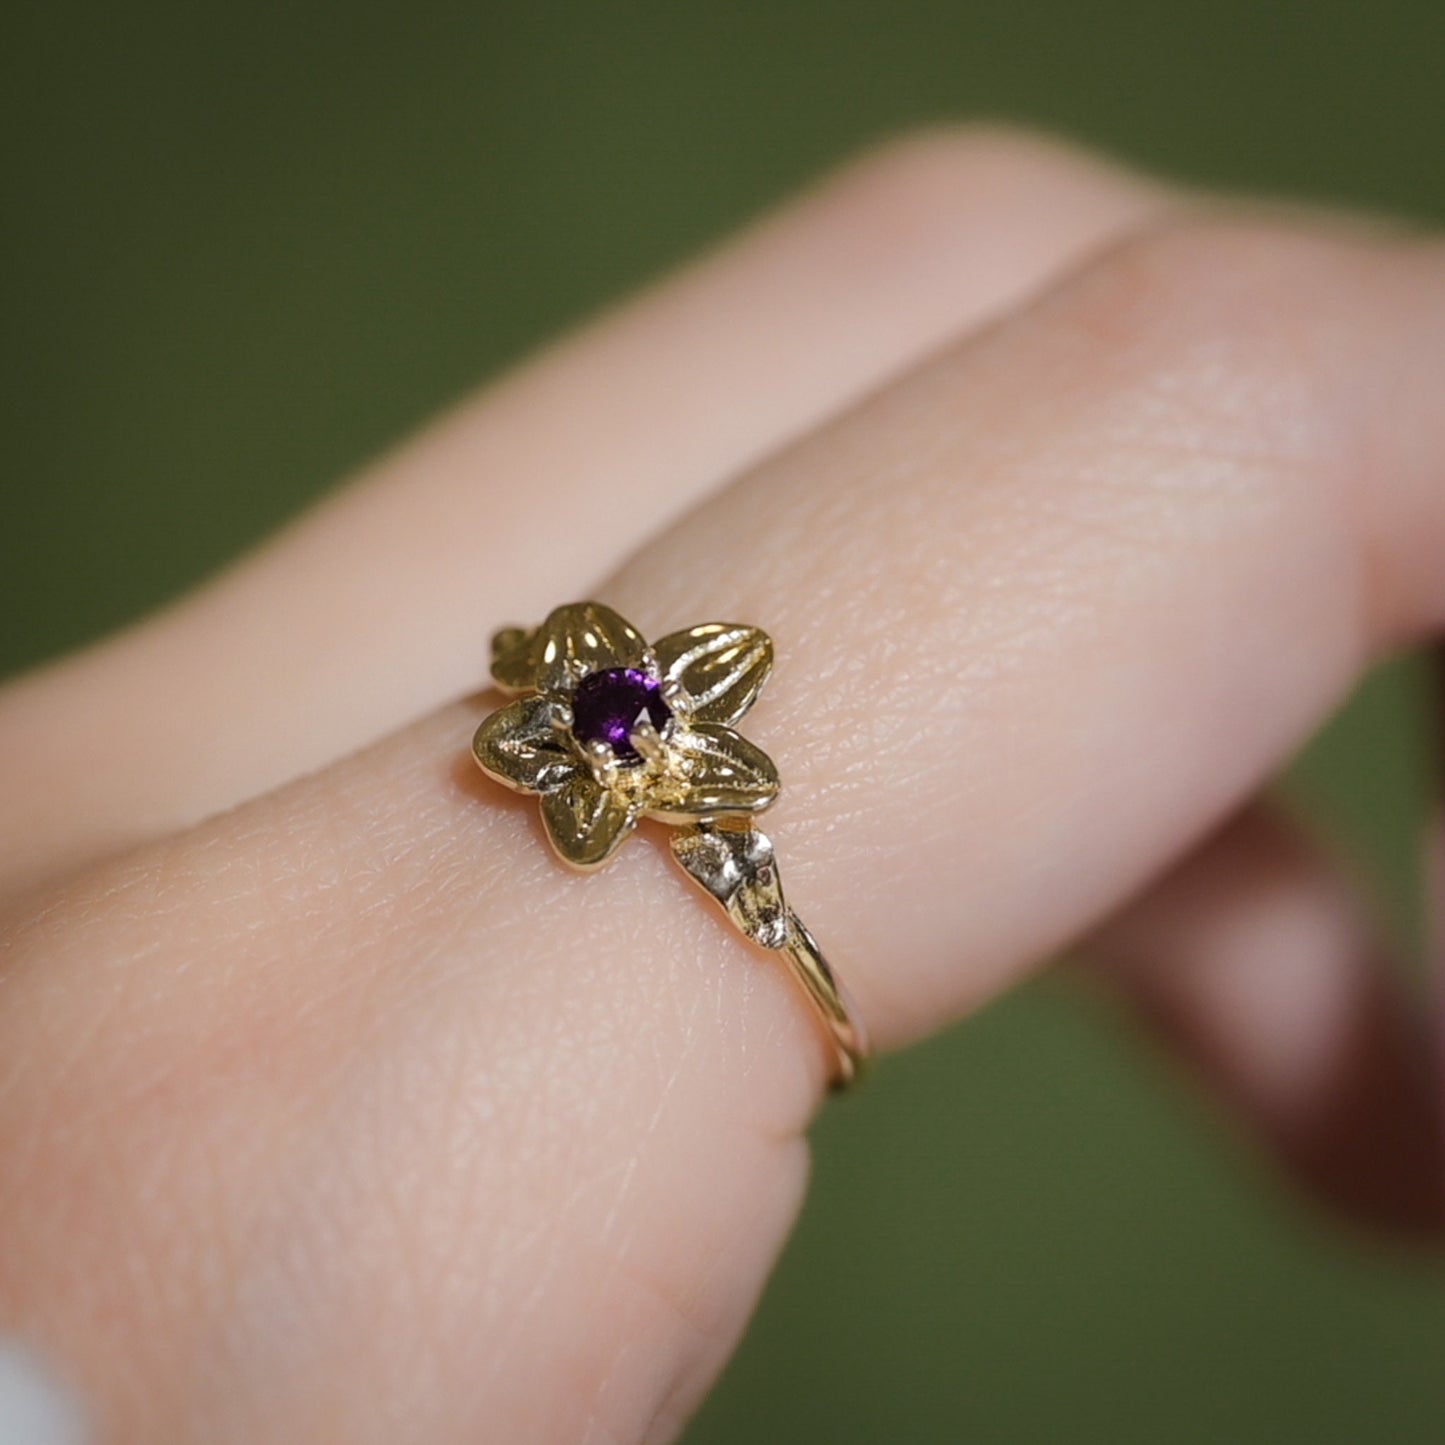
[4,3,1444,1441]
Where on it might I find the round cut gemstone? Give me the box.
[570,667,672,764]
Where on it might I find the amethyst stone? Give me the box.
[570,667,672,764]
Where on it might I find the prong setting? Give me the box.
[628,717,667,766]
[582,738,618,787]
[661,677,693,720]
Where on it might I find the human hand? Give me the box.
[2,129,1441,1442]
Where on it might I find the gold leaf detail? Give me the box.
[472,696,578,794]
[654,623,773,726]
[540,773,639,869]
[490,626,538,693]
[644,723,779,821]
[535,602,648,698]
[670,823,789,948]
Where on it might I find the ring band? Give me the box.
[470,601,868,1088]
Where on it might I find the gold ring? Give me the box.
[470,601,868,1089]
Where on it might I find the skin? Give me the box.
[0,127,1442,1443]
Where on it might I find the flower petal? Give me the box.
[653,623,773,726]
[535,601,648,698]
[472,696,580,794]
[644,723,779,821]
[490,625,538,694]
[540,773,639,869]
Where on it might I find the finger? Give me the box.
[0,128,1167,897]
[7,218,1445,1444]
[1084,803,1445,1237]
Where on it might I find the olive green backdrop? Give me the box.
[4,3,1443,1441]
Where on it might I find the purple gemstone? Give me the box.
[570,667,672,764]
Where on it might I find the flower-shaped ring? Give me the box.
[471,601,867,1088]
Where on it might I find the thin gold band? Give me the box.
[783,915,868,1089]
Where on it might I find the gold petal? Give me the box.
[653,623,773,726]
[535,601,648,698]
[472,696,579,794]
[540,773,639,870]
[490,625,538,694]
[644,723,779,821]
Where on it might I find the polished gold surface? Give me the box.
[472,600,869,1089]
